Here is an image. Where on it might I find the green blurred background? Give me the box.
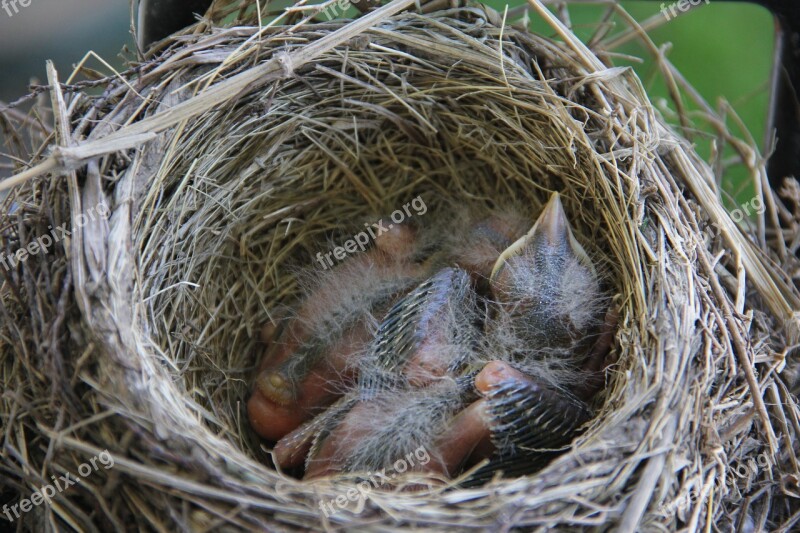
[0,0,775,200]
[523,1,775,204]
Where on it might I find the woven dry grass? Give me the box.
[2,0,800,530]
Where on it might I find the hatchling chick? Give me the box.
[269,194,617,483]
[302,380,471,479]
[485,192,612,389]
[273,267,484,477]
[248,222,435,442]
[437,192,617,480]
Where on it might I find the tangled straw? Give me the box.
[1,0,799,530]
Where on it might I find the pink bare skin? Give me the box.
[248,326,369,442]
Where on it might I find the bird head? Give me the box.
[490,192,595,285]
[486,192,606,370]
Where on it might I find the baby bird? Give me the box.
[302,381,470,479]
[275,267,483,478]
[248,223,431,442]
[487,192,605,366]
[440,192,615,480]
[263,194,617,483]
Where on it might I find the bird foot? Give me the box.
[255,370,295,406]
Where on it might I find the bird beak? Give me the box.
[534,191,569,248]
[490,192,594,283]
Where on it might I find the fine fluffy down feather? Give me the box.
[250,193,616,481]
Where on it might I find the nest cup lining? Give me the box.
[2,3,798,530]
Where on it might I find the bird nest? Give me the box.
[2,0,800,530]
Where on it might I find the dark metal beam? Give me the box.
[136,0,215,49]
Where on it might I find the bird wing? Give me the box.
[485,375,593,455]
[305,395,360,471]
[461,373,593,484]
[358,268,478,397]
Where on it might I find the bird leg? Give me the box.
[574,302,620,401]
